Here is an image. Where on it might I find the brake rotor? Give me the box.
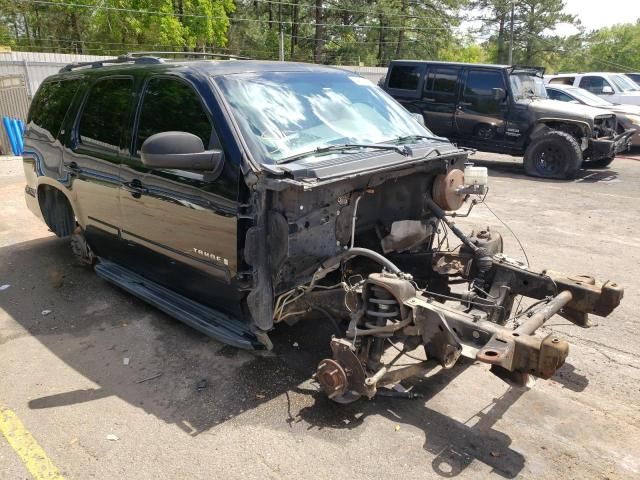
[432,169,465,211]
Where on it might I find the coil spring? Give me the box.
[366,285,400,327]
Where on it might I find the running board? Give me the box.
[94,259,260,350]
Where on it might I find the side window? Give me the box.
[463,70,504,97]
[387,65,422,91]
[462,70,505,114]
[28,79,81,138]
[78,77,133,150]
[579,76,611,94]
[424,68,459,96]
[136,77,212,154]
[547,90,573,102]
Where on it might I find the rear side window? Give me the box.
[425,68,459,95]
[463,70,504,96]
[548,77,574,85]
[136,77,212,154]
[388,65,422,90]
[579,76,611,94]
[28,79,81,138]
[78,77,133,149]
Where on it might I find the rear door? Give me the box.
[421,66,461,137]
[119,74,241,312]
[455,68,508,143]
[64,76,135,255]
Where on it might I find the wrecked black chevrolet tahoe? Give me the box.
[23,55,623,403]
[383,61,634,179]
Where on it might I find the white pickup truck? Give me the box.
[545,72,640,106]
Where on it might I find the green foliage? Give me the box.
[0,0,639,72]
[582,21,640,72]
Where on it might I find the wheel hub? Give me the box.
[316,359,348,399]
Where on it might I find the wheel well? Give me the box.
[38,185,76,237]
[530,121,588,146]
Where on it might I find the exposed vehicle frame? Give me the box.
[22,55,624,403]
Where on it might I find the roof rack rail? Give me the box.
[126,51,252,60]
[59,54,163,73]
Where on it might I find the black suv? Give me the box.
[23,54,622,403]
[383,60,633,179]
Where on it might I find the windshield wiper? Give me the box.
[277,143,410,164]
[389,134,451,145]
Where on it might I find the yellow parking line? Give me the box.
[0,405,65,480]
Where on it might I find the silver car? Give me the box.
[546,84,640,147]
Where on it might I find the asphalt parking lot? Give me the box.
[1,151,640,479]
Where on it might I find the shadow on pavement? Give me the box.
[294,360,526,478]
[0,235,527,478]
[470,158,620,184]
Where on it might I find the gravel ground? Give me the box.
[1,152,639,479]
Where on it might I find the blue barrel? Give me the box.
[2,116,18,155]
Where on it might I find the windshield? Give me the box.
[509,72,548,99]
[568,88,613,106]
[215,71,432,164]
[610,74,640,92]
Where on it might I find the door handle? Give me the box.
[423,97,436,102]
[64,161,82,175]
[122,180,148,196]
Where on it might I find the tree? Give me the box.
[583,21,640,72]
[468,0,513,64]
[513,0,575,65]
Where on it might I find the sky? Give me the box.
[462,0,640,39]
[554,0,640,36]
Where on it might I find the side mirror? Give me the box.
[602,85,614,94]
[411,112,426,127]
[493,87,506,100]
[140,131,223,174]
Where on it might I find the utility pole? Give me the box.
[508,0,515,65]
[278,0,285,61]
[279,27,285,61]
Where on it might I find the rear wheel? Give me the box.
[584,155,615,169]
[70,227,96,266]
[523,131,582,179]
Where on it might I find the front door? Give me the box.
[421,67,460,138]
[578,75,620,103]
[64,76,135,256]
[119,75,241,313]
[455,69,508,145]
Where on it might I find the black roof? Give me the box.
[56,56,348,79]
[389,59,511,69]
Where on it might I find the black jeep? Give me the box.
[383,60,633,179]
[23,54,622,403]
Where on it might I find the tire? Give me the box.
[523,130,582,179]
[584,156,615,169]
